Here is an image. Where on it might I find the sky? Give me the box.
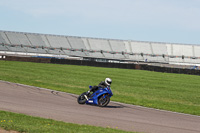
[0,0,200,45]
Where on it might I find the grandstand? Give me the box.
[1,30,200,66]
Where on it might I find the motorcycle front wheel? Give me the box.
[98,94,110,107]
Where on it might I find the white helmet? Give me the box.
[105,78,112,86]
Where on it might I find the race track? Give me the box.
[0,81,200,133]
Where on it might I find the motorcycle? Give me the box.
[77,86,113,107]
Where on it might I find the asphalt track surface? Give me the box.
[0,81,200,133]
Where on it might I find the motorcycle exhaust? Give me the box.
[84,95,88,100]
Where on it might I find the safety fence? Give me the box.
[50,58,200,75]
[1,55,199,75]
[0,55,51,63]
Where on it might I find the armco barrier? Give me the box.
[1,55,200,76]
[139,64,200,75]
[0,55,51,63]
[50,58,200,75]
[50,58,137,69]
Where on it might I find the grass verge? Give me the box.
[0,60,200,116]
[0,110,133,133]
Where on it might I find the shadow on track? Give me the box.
[85,103,125,108]
[103,105,124,108]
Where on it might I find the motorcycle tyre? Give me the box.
[77,92,87,104]
[98,95,110,107]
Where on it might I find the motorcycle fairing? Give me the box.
[86,87,112,105]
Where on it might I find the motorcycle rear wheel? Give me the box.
[77,92,87,104]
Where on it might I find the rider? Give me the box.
[87,78,112,95]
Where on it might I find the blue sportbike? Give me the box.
[77,86,113,107]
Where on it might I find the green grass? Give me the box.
[0,111,133,133]
[0,60,200,116]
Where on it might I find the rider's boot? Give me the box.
[86,86,94,96]
[86,90,91,96]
